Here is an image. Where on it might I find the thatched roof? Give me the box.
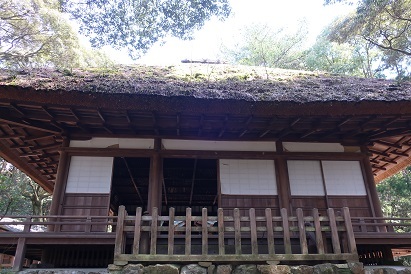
[1,64,410,103]
[0,64,411,190]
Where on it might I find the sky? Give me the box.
[105,0,356,65]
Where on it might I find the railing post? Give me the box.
[296,208,308,254]
[312,208,325,254]
[342,207,358,255]
[327,208,341,254]
[12,216,30,271]
[114,205,126,257]
[360,218,367,232]
[218,208,225,255]
[150,207,158,255]
[185,208,192,255]
[168,207,175,255]
[281,208,292,254]
[133,207,143,255]
[202,208,208,255]
[234,208,242,255]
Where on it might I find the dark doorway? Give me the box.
[162,158,218,216]
[110,157,150,215]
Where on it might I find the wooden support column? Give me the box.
[275,142,292,213]
[361,146,384,218]
[49,138,70,215]
[147,139,162,214]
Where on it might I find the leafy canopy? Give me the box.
[0,0,112,69]
[223,23,308,70]
[61,0,231,59]
[325,0,411,79]
[377,166,411,232]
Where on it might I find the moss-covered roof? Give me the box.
[1,64,410,103]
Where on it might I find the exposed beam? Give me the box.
[374,140,403,149]
[0,111,61,134]
[189,159,198,205]
[218,115,229,138]
[122,157,145,205]
[0,134,25,139]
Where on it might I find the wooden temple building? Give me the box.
[0,64,411,270]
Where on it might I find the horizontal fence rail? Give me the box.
[351,217,411,233]
[114,206,359,264]
[0,215,117,233]
[0,215,117,271]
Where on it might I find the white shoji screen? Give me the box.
[66,156,113,194]
[219,159,277,195]
[288,160,325,195]
[322,161,366,195]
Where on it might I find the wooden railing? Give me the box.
[0,215,117,271]
[114,207,359,264]
[351,217,411,233]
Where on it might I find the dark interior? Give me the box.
[110,157,218,216]
[162,158,218,216]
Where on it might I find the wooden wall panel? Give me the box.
[61,193,110,232]
[328,196,372,217]
[291,196,327,216]
[220,195,280,216]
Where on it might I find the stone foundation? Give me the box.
[105,262,411,274]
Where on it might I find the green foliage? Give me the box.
[304,29,385,78]
[326,0,411,79]
[0,158,51,216]
[223,23,308,71]
[61,0,231,59]
[0,0,113,70]
[377,166,411,232]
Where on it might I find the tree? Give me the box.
[325,0,411,79]
[0,0,112,70]
[0,158,51,217]
[304,29,385,78]
[223,23,308,71]
[60,0,231,59]
[377,166,411,232]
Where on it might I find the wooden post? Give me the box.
[150,207,158,255]
[12,238,27,271]
[147,139,162,214]
[234,208,242,255]
[281,208,292,254]
[296,208,308,254]
[185,208,192,255]
[312,208,325,254]
[168,207,175,255]
[327,208,341,254]
[133,207,143,255]
[249,208,258,255]
[275,143,292,213]
[49,138,70,216]
[218,208,225,255]
[360,146,384,218]
[12,216,31,271]
[114,206,126,257]
[202,208,208,255]
[342,207,357,254]
[265,208,275,255]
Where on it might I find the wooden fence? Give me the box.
[351,217,411,233]
[114,207,358,264]
[0,215,117,271]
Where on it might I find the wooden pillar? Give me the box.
[147,139,162,214]
[275,142,292,214]
[361,146,384,218]
[49,138,70,216]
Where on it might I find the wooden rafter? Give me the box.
[122,157,145,205]
[189,159,198,205]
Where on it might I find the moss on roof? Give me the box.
[1,64,410,103]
